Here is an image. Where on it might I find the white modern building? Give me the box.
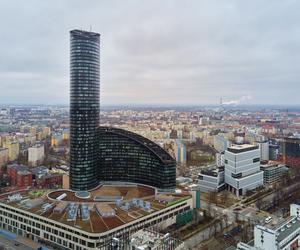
[225,144,264,197]
[257,140,269,161]
[198,166,225,193]
[237,204,300,250]
[28,144,44,166]
[0,185,193,250]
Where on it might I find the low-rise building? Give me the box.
[129,229,185,249]
[260,161,288,185]
[7,164,28,186]
[0,185,193,250]
[16,170,32,187]
[237,204,300,250]
[198,166,225,193]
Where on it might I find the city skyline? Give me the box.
[1,0,300,106]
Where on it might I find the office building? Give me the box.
[225,144,264,197]
[237,204,300,250]
[257,140,269,161]
[69,29,100,191]
[0,186,192,250]
[198,166,225,193]
[280,137,300,168]
[28,144,45,166]
[97,127,176,191]
[260,161,288,185]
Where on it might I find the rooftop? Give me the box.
[200,166,224,177]
[260,160,286,170]
[70,29,100,39]
[0,184,190,234]
[227,144,259,154]
[274,216,300,243]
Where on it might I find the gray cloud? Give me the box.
[0,0,300,105]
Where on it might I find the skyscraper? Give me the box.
[70,30,100,191]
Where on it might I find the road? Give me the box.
[0,235,35,250]
[185,182,300,249]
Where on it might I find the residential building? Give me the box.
[0,148,8,167]
[175,139,187,165]
[51,133,62,147]
[7,164,31,187]
[42,127,51,137]
[214,134,230,153]
[16,170,32,187]
[28,144,45,166]
[4,140,19,161]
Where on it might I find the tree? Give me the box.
[255,197,263,211]
[221,191,229,206]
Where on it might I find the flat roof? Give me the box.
[227,144,259,153]
[0,185,191,234]
[275,217,300,243]
[260,161,285,169]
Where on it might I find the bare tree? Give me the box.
[221,191,229,206]
[255,197,263,211]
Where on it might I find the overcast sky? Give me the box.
[0,0,299,106]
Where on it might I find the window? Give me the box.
[253,158,260,163]
[231,173,242,178]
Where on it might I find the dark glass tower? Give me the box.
[70,30,100,191]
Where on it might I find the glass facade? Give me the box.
[97,127,176,190]
[70,30,100,191]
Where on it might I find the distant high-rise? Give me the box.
[70,30,100,191]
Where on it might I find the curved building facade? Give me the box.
[70,30,100,191]
[97,127,176,190]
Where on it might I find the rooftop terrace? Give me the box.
[0,184,190,234]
